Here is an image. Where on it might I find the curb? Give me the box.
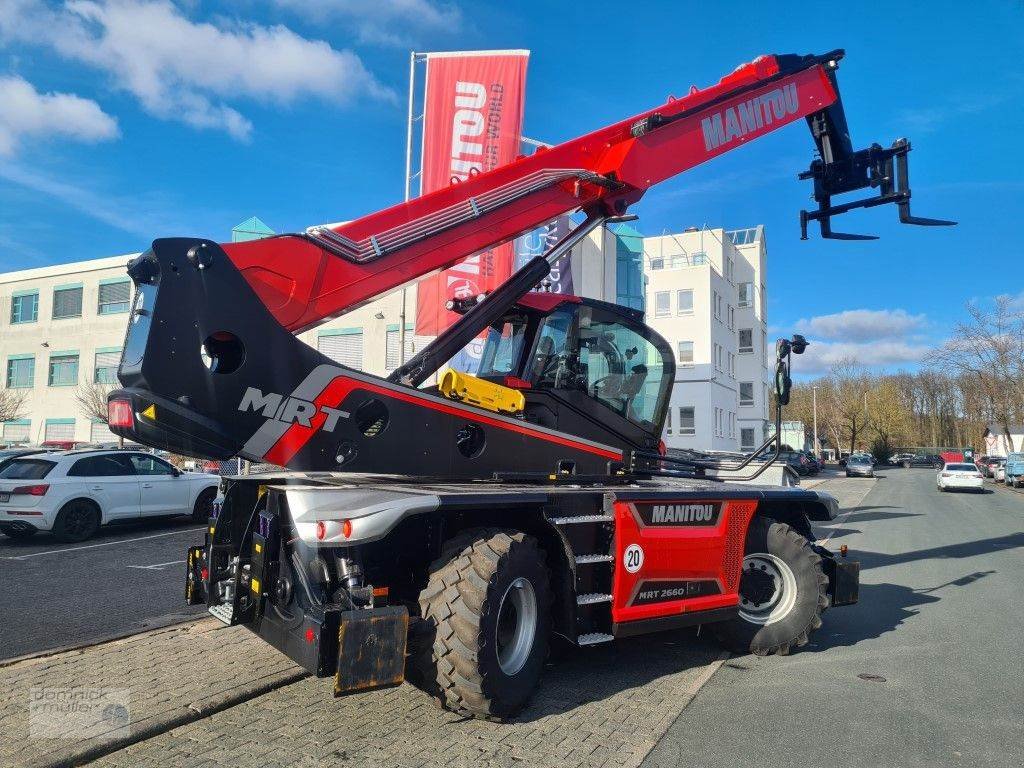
[0,613,210,669]
[27,667,309,768]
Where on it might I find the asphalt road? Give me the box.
[0,516,208,661]
[643,467,1024,768]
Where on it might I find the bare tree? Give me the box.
[74,380,122,446]
[0,388,28,424]
[927,297,1024,451]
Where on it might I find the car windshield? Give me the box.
[946,464,977,472]
[0,458,56,479]
[850,457,870,465]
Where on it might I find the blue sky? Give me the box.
[1,0,1021,374]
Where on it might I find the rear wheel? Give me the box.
[714,517,828,656]
[192,488,217,522]
[407,528,551,720]
[53,500,101,543]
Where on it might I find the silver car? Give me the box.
[845,455,874,477]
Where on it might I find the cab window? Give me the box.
[477,315,528,378]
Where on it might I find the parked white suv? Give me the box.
[0,450,219,542]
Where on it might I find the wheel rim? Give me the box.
[66,504,94,537]
[738,553,797,626]
[495,577,538,676]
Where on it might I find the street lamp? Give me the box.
[812,385,820,460]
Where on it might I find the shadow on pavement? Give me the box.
[812,569,996,650]
[0,515,203,553]
[856,533,1024,570]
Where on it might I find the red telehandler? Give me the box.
[108,50,951,719]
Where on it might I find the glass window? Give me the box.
[98,281,131,314]
[679,406,695,435]
[739,329,753,354]
[48,354,79,386]
[740,382,754,406]
[530,309,574,389]
[94,350,121,384]
[738,282,753,307]
[676,289,693,314]
[0,459,55,479]
[68,455,135,477]
[52,287,83,319]
[691,252,708,265]
[11,292,38,324]
[649,257,664,270]
[6,357,33,388]
[654,292,670,317]
[478,315,529,378]
[665,407,672,434]
[678,341,693,364]
[741,428,756,451]
[129,454,176,475]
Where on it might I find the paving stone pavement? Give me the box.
[92,631,726,768]
[0,619,305,768]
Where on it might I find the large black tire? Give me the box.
[0,525,37,539]
[192,488,217,522]
[52,500,101,543]
[713,517,828,656]
[407,528,551,720]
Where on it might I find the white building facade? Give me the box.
[644,226,771,453]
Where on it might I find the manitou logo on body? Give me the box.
[238,387,350,431]
[634,502,721,527]
[701,83,799,152]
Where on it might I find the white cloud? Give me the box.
[0,74,119,155]
[0,0,395,140]
[271,0,462,46]
[796,339,933,376]
[793,308,926,343]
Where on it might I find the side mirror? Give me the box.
[172,467,182,477]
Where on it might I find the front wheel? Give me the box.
[713,517,828,656]
[191,488,217,522]
[408,528,551,720]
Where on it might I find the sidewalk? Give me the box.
[0,618,305,768]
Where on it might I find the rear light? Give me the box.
[315,519,352,541]
[108,399,134,429]
[941,473,951,478]
[12,484,48,496]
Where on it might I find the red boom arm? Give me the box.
[220,53,841,333]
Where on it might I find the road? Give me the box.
[643,467,1024,768]
[0,516,208,660]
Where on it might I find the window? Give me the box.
[727,305,734,330]
[676,289,693,314]
[739,329,753,354]
[0,459,55,479]
[649,257,664,270]
[740,382,754,406]
[52,286,83,319]
[729,352,735,378]
[318,330,363,370]
[68,454,135,477]
[713,291,721,321]
[678,341,693,365]
[715,344,722,371]
[98,280,131,314]
[691,252,708,265]
[90,421,118,444]
[6,356,34,388]
[48,354,79,386]
[679,406,695,435]
[478,316,528,377]
[762,329,768,361]
[654,291,670,317]
[665,407,672,435]
[11,292,38,324]
[44,419,74,441]
[2,420,30,443]
[760,285,767,322]
[741,428,756,451]
[738,282,753,308]
[94,349,121,384]
[130,454,176,475]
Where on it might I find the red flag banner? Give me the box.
[415,50,529,336]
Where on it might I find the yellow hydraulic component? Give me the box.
[439,369,525,415]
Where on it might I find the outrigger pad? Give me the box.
[334,606,409,696]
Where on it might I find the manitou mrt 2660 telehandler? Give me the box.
[108,50,951,719]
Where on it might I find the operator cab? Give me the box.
[475,294,674,450]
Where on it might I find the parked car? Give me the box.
[757,450,811,476]
[902,454,943,469]
[890,452,915,465]
[0,447,48,472]
[845,455,874,477]
[982,457,1005,479]
[937,462,985,492]
[800,452,821,474]
[1003,452,1024,487]
[0,450,220,543]
[994,464,1006,483]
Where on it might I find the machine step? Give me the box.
[575,553,613,564]
[208,603,234,625]
[550,514,614,525]
[577,632,614,646]
[577,592,613,605]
